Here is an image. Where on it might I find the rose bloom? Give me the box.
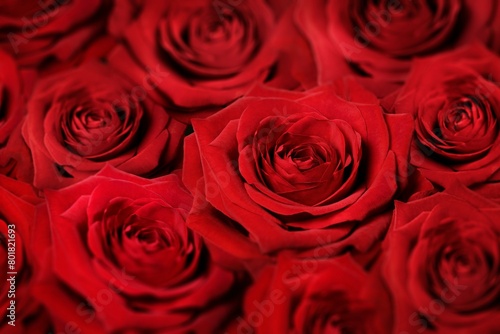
[0,50,33,182]
[22,61,186,190]
[295,0,500,95]
[108,0,315,119]
[183,81,413,265]
[384,45,500,187]
[225,253,386,334]
[380,182,500,333]
[32,167,240,334]
[0,0,112,67]
[0,175,49,334]
[0,50,22,146]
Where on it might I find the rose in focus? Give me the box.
[183,81,413,265]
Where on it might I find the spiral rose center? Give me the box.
[202,10,238,42]
[124,223,169,252]
[441,246,479,281]
[158,4,261,78]
[278,143,327,172]
[423,220,500,313]
[244,114,362,207]
[445,108,471,131]
[417,95,498,162]
[61,101,140,160]
[350,0,460,57]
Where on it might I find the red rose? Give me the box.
[295,0,500,95]
[380,183,500,333]
[0,175,49,333]
[183,81,413,265]
[0,50,22,146]
[108,0,315,119]
[0,50,33,182]
[227,254,383,334]
[385,44,500,187]
[0,0,112,67]
[32,167,240,334]
[22,61,186,190]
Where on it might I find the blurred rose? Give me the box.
[385,45,500,187]
[108,0,315,120]
[0,50,33,182]
[33,167,240,334]
[295,0,500,95]
[381,183,500,333]
[227,254,383,334]
[0,0,112,67]
[0,175,48,334]
[23,61,186,189]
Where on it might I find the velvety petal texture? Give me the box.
[0,0,113,67]
[295,0,500,95]
[386,44,500,187]
[183,80,413,265]
[381,183,500,333]
[32,167,240,334]
[229,254,382,334]
[1,1,499,332]
[0,175,48,333]
[108,0,316,119]
[23,61,186,189]
[0,50,33,182]
[0,50,22,145]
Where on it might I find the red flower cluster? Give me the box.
[1,1,499,333]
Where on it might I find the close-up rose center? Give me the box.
[423,221,500,313]
[90,198,196,287]
[417,95,498,162]
[200,9,240,43]
[444,108,471,132]
[61,102,139,160]
[158,5,258,78]
[440,97,489,134]
[277,142,328,172]
[124,223,169,253]
[246,114,362,206]
[349,0,461,57]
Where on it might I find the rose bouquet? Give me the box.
[1,0,499,333]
